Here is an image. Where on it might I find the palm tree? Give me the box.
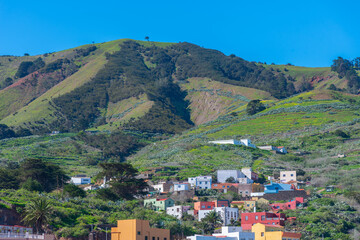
[198,211,223,234]
[145,36,150,41]
[22,198,52,233]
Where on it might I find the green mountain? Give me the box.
[0,39,359,188]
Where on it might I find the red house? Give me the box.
[193,200,229,214]
[241,212,286,230]
[270,197,304,212]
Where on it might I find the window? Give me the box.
[138,231,141,235]
[245,216,248,221]
[202,206,205,208]
[145,237,148,240]
[261,216,265,220]
[283,174,286,177]
[152,237,155,240]
[255,216,258,220]
[157,238,160,240]
[164,238,167,240]
[261,232,264,237]
[208,206,211,208]
[291,174,294,177]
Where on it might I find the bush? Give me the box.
[246,100,266,115]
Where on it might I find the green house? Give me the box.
[144,198,175,211]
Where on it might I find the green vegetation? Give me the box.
[246,99,266,115]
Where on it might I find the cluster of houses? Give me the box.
[209,139,287,154]
[141,168,305,239]
[110,219,301,240]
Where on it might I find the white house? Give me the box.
[212,226,255,240]
[166,205,191,219]
[217,170,253,184]
[173,183,190,192]
[241,167,258,181]
[188,176,212,189]
[280,171,297,183]
[198,207,239,226]
[258,145,287,154]
[187,226,255,240]
[209,139,256,148]
[215,207,239,226]
[240,139,256,148]
[152,181,173,193]
[70,175,91,185]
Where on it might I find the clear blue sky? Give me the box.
[0,0,359,67]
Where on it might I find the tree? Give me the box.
[22,198,52,233]
[225,176,236,183]
[0,168,19,189]
[96,163,148,200]
[21,178,44,192]
[19,158,69,192]
[145,36,150,41]
[246,100,266,115]
[2,77,13,88]
[198,211,222,234]
[0,124,16,140]
[63,184,86,198]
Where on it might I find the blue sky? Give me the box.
[0,0,359,67]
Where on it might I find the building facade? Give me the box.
[166,205,191,220]
[264,182,293,194]
[70,175,91,185]
[144,198,174,211]
[111,219,170,240]
[188,176,212,189]
[251,223,301,240]
[280,171,296,183]
[241,212,286,230]
[270,197,304,212]
[173,183,190,192]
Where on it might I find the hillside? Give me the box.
[0,39,314,134]
[0,38,359,187]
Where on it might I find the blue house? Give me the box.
[264,181,293,194]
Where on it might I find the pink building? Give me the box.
[270,197,304,212]
[241,212,286,230]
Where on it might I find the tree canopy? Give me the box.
[96,162,148,200]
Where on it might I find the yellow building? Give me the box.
[251,223,301,240]
[231,200,256,211]
[111,219,170,240]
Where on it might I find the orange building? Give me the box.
[251,223,301,240]
[111,219,170,240]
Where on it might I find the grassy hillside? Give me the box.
[1,40,174,130]
[179,77,274,125]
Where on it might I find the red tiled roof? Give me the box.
[157,198,168,201]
